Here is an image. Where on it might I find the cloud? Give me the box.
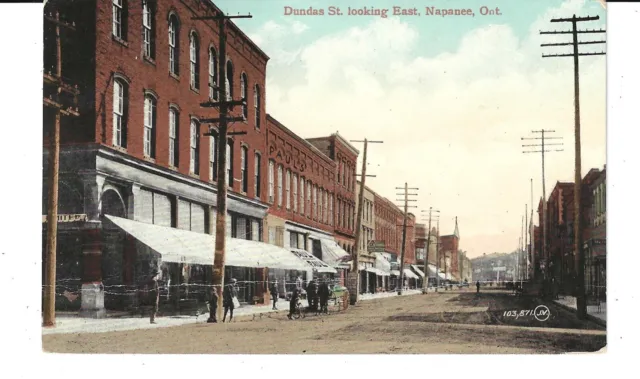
[260,0,606,257]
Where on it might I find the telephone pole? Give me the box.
[524,203,528,285]
[522,130,563,280]
[43,10,80,327]
[350,139,383,305]
[421,208,439,293]
[435,219,441,292]
[529,178,534,280]
[541,14,605,319]
[396,183,418,295]
[192,11,252,323]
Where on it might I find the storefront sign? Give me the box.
[291,250,331,269]
[367,240,386,253]
[42,214,88,223]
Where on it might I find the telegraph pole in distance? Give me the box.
[350,139,383,305]
[541,14,605,319]
[435,218,440,292]
[192,11,252,323]
[522,130,563,281]
[396,183,418,295]
[421,208,439,294]
[43,10,80,328]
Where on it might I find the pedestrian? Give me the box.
[148,270,160,324]
[306,278,317,312]
[223,278,238,322]
[207,285,218,323]
[270,279,279,310]
[476,280,480,294]
[288,285,299,320]
[318,278,330,314]
[296,276,303,292]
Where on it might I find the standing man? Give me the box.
[306,278,317,312]
[270,279,279,310]
[476,280,481,294]
[318,278,330,314]
[149,270,160,324]
[223,278,238,322]
[288,285,299,320]
[207,283,218,323]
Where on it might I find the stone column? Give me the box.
[82,174,105,222]
[127,184,142,221]
[79,228,106,318]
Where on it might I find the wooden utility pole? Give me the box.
[524,204,528,285]
[395,183,418,295]
[192,11,252,322]
[522,130,563,280]
[421,207,439,293]
[42,10,80,328]
[541,14,605,319]
[435,219,440,292]
[350,139,382,305]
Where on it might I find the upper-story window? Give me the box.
[254,153,261,198]
[312,184,318,221]
[329,194,333,226]
[190,120,200,175]
[169,108,179,167]
[189,32,200,90]
[292,174,298,212]
[268,160,275,203]
[209,47,218,100]
[112,0,127,41]
[112,79,127,148]
[299,176,305,215]
[143,94,156,158]
[306,180,312,218]
[209,131,217,181]
[277,165,283,207]
[254,84,261,129]
[142,0,155,59]
[285,169,291,210]
[226,140,233,187]
[225,60,234,100]
[168,15,179,75]
[241,146,248,193]
[240,73,248,120]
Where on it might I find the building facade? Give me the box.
[584,166,606,301]
[355,181,376,267]
[439,218,460,280]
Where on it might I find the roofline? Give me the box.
[306,133,361,157]
[266,114,336,167]
[203,1,270,61]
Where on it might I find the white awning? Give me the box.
[374,253,391,274]
[410,265,425,278]
[403,268,419,280]
[365,266,389,276]
[320,240,351,268]
[290,248,336,274]
[105,215,312,271]
[390,270,400,276]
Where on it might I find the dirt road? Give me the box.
[43,290,606,354]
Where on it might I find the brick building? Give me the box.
[545,182,575,292]
[584,166,606,301]
[373,195,401,261]
[439,217,460,280]
[42,0,333,317]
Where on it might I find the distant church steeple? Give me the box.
[453,217,460,239]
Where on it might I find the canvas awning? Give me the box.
[105,215,316,271]
[364,266,389,276]
[410,265,425,278]
[390,270,400,276]
[374,253,391,274]
[320,240,352,268]
[290,248,336,274]
[403,269,419,280]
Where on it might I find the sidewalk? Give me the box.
[43,290,425,335]
[553,296,607,324]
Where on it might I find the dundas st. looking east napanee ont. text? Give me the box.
[283,5,503,18]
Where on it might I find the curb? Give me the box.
[552,300,607,327]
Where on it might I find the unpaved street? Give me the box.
[43,290,606,354]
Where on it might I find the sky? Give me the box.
[215,0,606,258]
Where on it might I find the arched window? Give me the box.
[168,14,179,75]
[241,145,248,193]
[209,130,217,181]
[254,153,261,198]
[168,107,179,167]
[254,84,261,129]
[189,32,200,89]
[225,60,234,100]
[190,119,200,174]
[112,0,128,41]
[209,47,218,100]
[112,79,127,148]
[277,165,283,207]
[299,176,305,215]
[142,0,155,59]
[240,73,248,119]
[143,94,156,158]
[285,169,291,210]
[226,140,233,187]
[268,160,275,203]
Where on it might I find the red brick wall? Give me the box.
[91,0,268,199]
[374,193,400,255]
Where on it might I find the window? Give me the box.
[142,0,155,59]
[285,170,291,210]
[169,108,179,167]
[254,153,261,198]
[241,146,248,193]
[337,161,341,183]
[254,84,261,129]
[268,160,275,203]
[226,140,233,187]
[143,95,156,158]
[306,181,311,217]
[323,190,328,223]
[208,47,218,100]
[168,15,179,75]
[329,194,333,226]
[189,32,199,89]
[292,174,298,212]
[337,200,341,228]
[112,79,127,147]
[341,161,346,185]
[277,165,283,207]
[112,0,127,40]
[313,184,317,220]
[300,176,305,215]
[225,60,234,101]
[240,73,248,120]
[209,134,218,180]
[190,120,200,174]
